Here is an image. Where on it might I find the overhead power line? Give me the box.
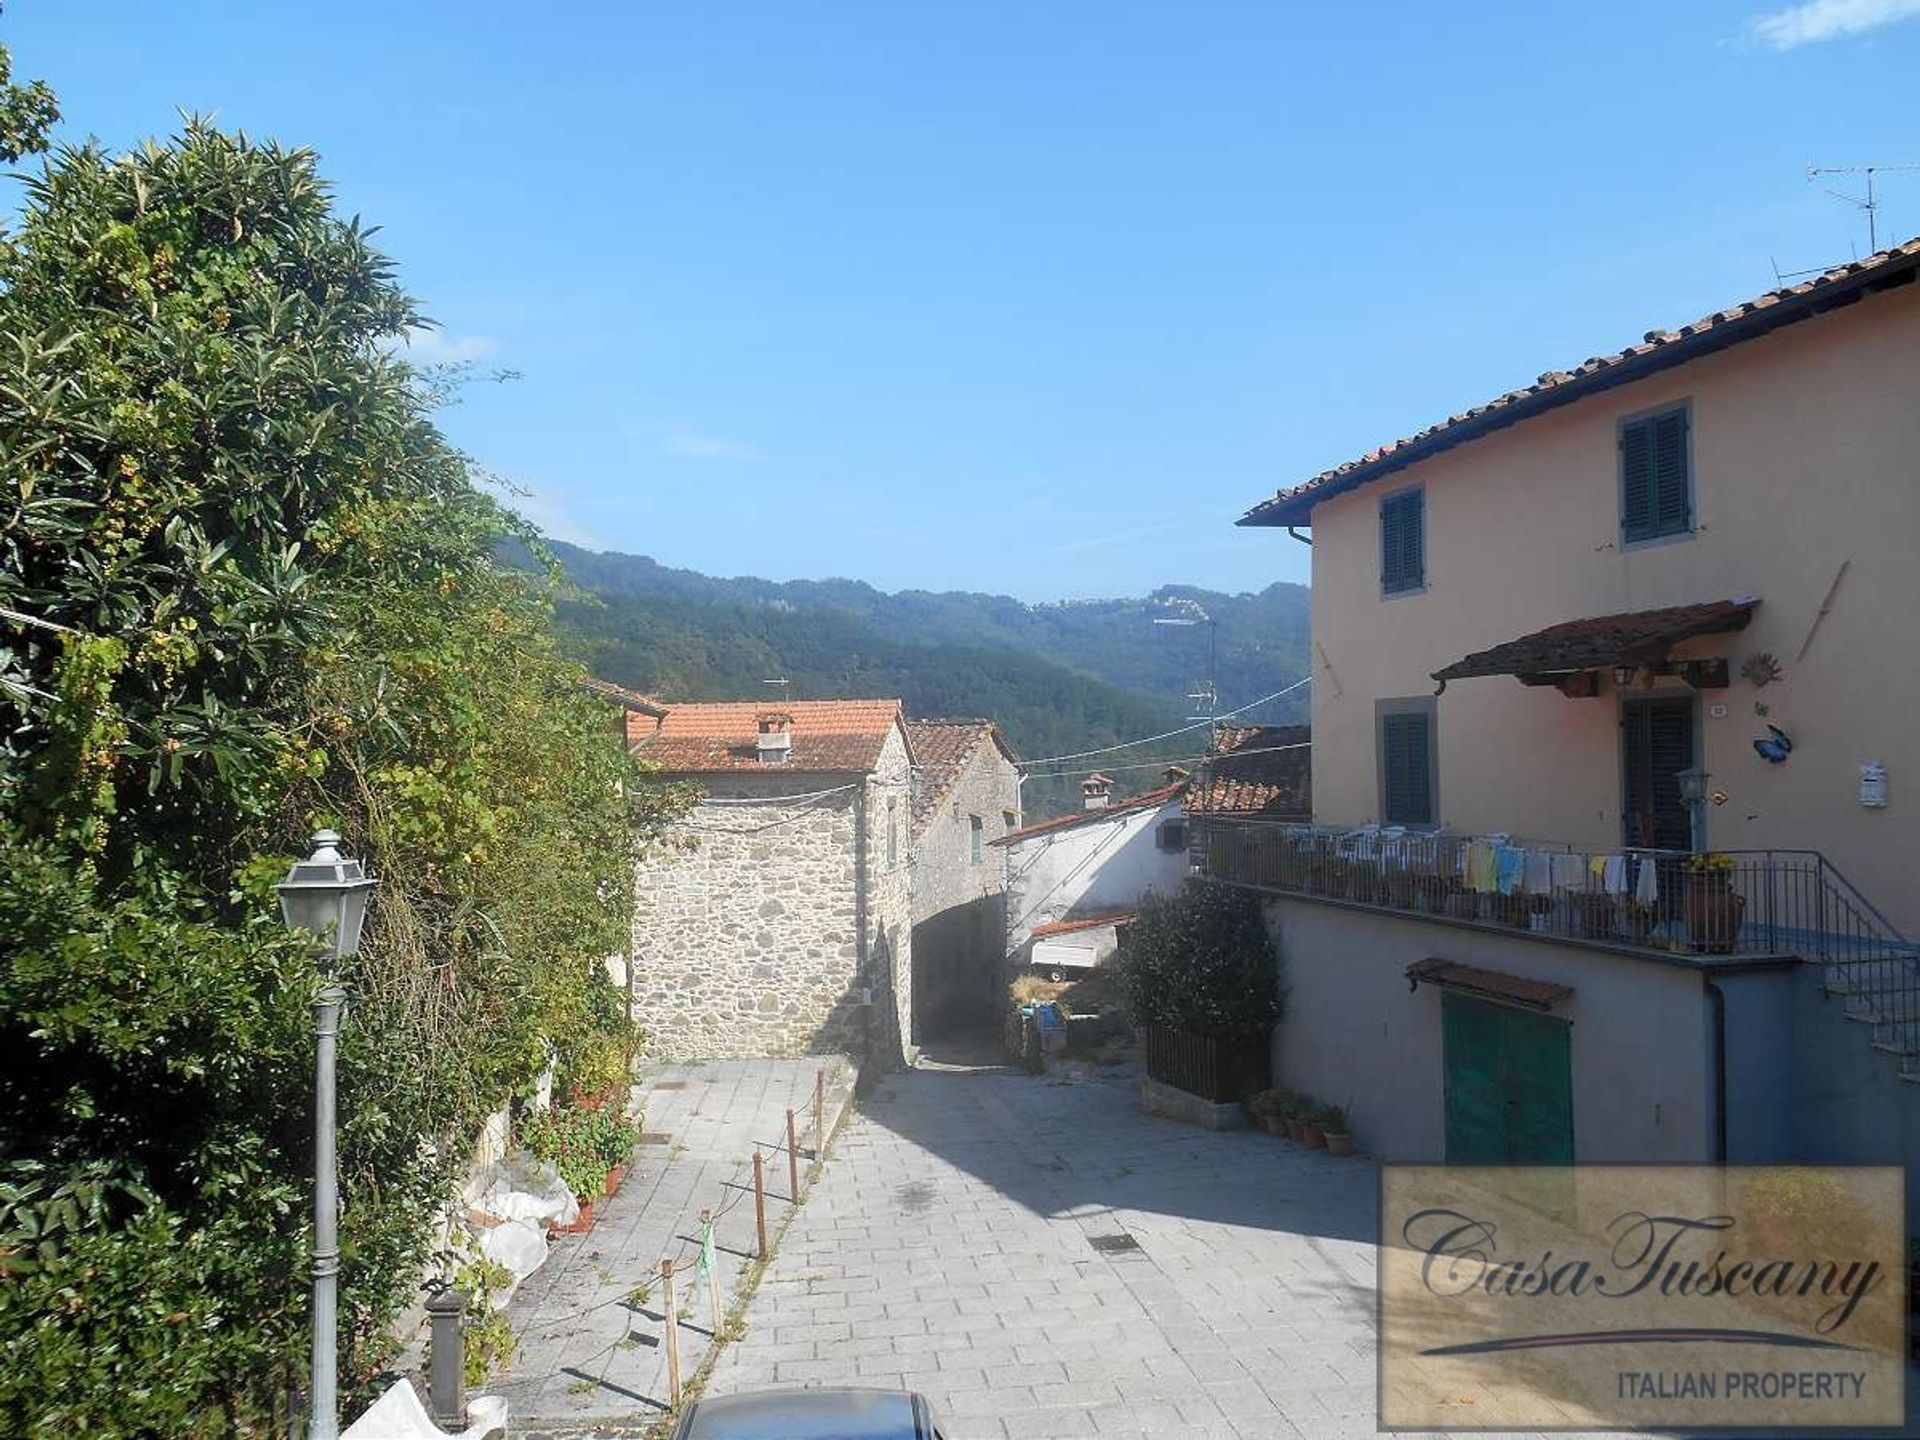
[1016,676,1309,770]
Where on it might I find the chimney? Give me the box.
[1081,772,1114,810]
[1164,765,1191,785]
[756,712,793,765]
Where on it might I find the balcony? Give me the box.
[1196,818,1911,968]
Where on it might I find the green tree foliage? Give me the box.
[1114,880,1284,1038]
[0,116,689,1432]
[0,10,57,164]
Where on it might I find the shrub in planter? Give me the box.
[1319,1105,1354,1157]
[520,1107,615,1207]
[1283,1091,1312,1142]
[1115,881,1284,1101]
[1249,1089,1291,1137]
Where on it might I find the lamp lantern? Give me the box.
[277,829,376,959]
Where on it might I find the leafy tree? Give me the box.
[0,115,690,1431]
[1114,880,1284,1037]
[0,10,57,163]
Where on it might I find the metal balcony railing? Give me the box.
[1195,817,1912,962]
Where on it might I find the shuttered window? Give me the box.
[1379,703,1436,826]
[1380,488,1425,594]
[1620,406,1691,544]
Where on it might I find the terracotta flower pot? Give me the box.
[1261,1115,1286,1137]
[552,1199,595,1235]
[603,1163,628,1197]
[1325,1132,1355,1157]
[1286,1118,1306,1142]
[1686,877,1746,954]
[1300,1122,1326,1149]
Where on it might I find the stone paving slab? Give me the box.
[710,1058,1918,1440]
[491,1056,854,1428]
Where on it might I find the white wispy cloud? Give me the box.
[663,432,761,461]
[1750,0,1920,48]
[1059,524,1166,554]
[480,473,605,549]
[391,326,503,364]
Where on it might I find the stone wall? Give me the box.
[909,737,1021,1037]
[630,724,918,1064]
[631,775,865,1061]
[863,726,916,1064]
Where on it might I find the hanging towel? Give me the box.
[1466,840,1498,894]
[1551,852,1587,892]
[1636,856,1660,907]
[1496,846,1527,897]
[1602,855,1629,896]
[1589,854,1607,884]
[1523,850,1554,896]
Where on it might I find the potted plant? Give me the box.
[1319,1104,1355,1157]
[1249,1089,1289,1137]
[521,1107,613,1229]
[1685,852,1746,953]
[560,1034,630,1112]
[1620,899,1657,947]
[1298,1100,1327,1149]
[1282,1098,1313,1144]
[1575,891,1616,940]
[1383,869,1417,910]
[594,1107,640,1196]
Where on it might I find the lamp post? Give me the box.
[1676,766,1711,854]
[277,830,377,1440]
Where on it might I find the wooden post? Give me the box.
[786,1108,800,1199]
[661,1257,682,1407]
[752,1149,768,1259]
[814,1069,826,1159]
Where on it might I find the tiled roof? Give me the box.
[1030,909,1136,939]
[992,778,1188,846]
[1241,236,1920,527]
[1431,599,1758,685]
[630,698,905,773]
[905,720,1020,838]
[1189,724,1311,818]
[581,677,669,717]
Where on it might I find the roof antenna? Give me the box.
[1806,162,1920,254]
[761,677,790,698]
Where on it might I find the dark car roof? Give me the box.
[673,1386,933,1440]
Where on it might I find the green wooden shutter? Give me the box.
[1622,698,1694,849]
[1381,490,1424,593]
[1382,711,1432,825]
[1443,993,1575,1165]
[1442,993,1509,1163]
[1651,408,1690,534]
[1621,417,1655,541]
[1622,407,1689,542]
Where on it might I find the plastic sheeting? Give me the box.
[465,1152,578,1229]
[342,1380,506,1440]
[477,1220,546,1304]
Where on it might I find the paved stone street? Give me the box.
[494,1056,854,1429]
[707,1052,1396,1439]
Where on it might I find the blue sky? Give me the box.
[7,1,1918,600]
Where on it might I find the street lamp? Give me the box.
[277,830,377,1440]
[1675,767,1711,853]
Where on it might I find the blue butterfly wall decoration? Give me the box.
[1753,724,1792,764]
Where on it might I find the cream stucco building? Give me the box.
[1211,239,1920,1203]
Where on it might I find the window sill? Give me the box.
[1381,582,1428,600]
[1620,528,1696,554]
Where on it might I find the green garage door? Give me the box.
[1442,992,1574,1164]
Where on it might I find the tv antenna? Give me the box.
[1152,599,1218,726]
[761,677,790,697]
[1806,162,1920,253]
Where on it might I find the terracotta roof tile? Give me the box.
[1190,724,1311,818]
[905,720,1020,838]
[1030,909,1136,939]
[1241,236,1920,527]
[632,698,904,773]
[992,778,1188,846]
[1431,599,1758,684]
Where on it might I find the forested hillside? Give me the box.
[529,542,1312,817]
